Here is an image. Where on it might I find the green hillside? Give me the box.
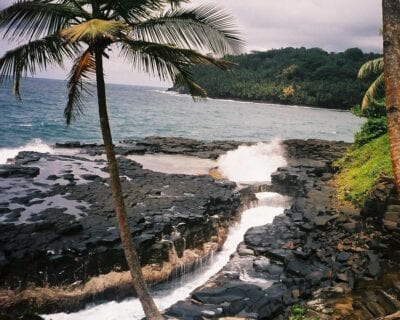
[174,47,381,109]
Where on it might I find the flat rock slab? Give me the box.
[0,147,241,289]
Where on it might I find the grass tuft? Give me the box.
[289,304,308,320]
[335,133,392,206]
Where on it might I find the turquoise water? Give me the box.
[0,77,363,149]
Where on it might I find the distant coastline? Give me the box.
[166,86,352,112]
[169,47,381,111]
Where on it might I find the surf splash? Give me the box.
[43,141,289,320]
[217,140,286,184]
[0,139,54,164]
[43,192,288,320]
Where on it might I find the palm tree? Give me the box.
[357,57,384,110]
[382,0,400,193]
[0,1,242,319]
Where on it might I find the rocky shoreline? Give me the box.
[165,139,400,319]
[0,137,258,317]
[0,137,399,319]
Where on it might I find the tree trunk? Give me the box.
[383,0,400,193]
[94,48,164,320]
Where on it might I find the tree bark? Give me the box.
[94,47,164,320]
[383,0,400,193]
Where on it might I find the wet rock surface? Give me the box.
[123,137,251,159]
[2,137,400,320]
[165,139,400,319]
[0,164,40,178]
[0,142,244,290]
[54,136,250,159]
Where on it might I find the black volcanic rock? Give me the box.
[133,136,251,159]
[5,137,397,319]
[14,151,43,165]
[55,141,98,148]
[0,165,40,178]
[164,139,397,320]
[0,147,243,289]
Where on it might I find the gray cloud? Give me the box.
[0,0,382,85]
[191,0,382,53]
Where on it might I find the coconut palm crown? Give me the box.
[0,0,243,114]
[0,1,242,319]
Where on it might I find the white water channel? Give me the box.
[44,142,288,320]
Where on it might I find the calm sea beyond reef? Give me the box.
[0,77,363,158]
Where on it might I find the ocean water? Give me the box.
[0,77,363,151]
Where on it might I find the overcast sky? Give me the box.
[0,0,382,86]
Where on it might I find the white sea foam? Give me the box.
[217,140,287,184]
[43,195,286,320]
[43,145,289,320]
[0,139,54,164]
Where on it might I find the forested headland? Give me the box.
[171,47,381,110]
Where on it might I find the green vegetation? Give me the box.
[335,134,392,206]
[354,118,388,147]
[335,94,390,206]
[289,304,308,320]
[174,47,381,109]
[352,99,387,146]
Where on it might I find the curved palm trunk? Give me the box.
[94,48,164,320]
[383,0,400,193]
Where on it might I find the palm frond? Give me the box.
[358,57,384,79]
[361,73,384,110]
[104,0,163,23]
[122,39,232,70]
[174,71,207,98]
[121,39,232,98]
[65,49,95,125]
[132,5,244,55]
[0,34,81,98]
[104,0,188,23]
[168,0,189,10]
[0,0,88,40]
[60,19,127,42]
